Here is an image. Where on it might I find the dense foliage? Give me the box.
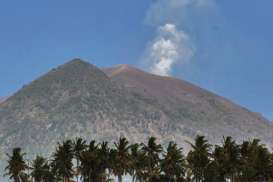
[4,136,273,182]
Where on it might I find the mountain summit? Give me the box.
[0,59,272,157]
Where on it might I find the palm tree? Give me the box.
[5,136,273,182]
[73,137,87,182]
[79,140,109,182]
[129,143,139,182]
[31,155,48,182]
[5,148,28,182]
[254,143,273,182]
[111,137,131,182]
[129,143,149,182]
[214,136,241,182]
[238,141,254,182]
[41,162,55,182]
[239,139,273,182]
[209,146,225,181]
[141,136,162,180]
[97,141,111,182]
[52,140,74,182]
[203,159,221,182]
[79,149,98,182]
[187,135,211,182]
[161,142,186,182]
[31,155,56,182]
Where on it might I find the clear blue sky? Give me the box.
[0,1,272,120]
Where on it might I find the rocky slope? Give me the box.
[0,60,168,155]
[0,97,6,105]
[103,65,273,146]
[0,59,272,158]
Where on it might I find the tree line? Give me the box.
[4,135,273,182]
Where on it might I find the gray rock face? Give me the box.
[0,59,272,157]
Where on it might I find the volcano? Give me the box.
[0,59,272,156]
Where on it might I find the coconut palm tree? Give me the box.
[254,143,273,182]
[79,140,111,182]
[31,155,51,182]
[187,135,211,182]
[215,136,241,182]
[129,143,140,182]
[31,155,55,182]
[41,162,55,182]
[111,137,131,182]
[238,141,254,182]
[79,150,97,182]
[73,137,87,182]
[5,148,28,182]
[203,159,221,182]
[161,141,186,182]
[52,140,74,182]
[5,136,273,182]
[130,143,151,182]
[78,140,99,182]
[141,136,162,180]
[97,141,111,182]
[239,139,273,182]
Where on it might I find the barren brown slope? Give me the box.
[0,97,7,105]
[0,97,6,102]
[103,65,273,146]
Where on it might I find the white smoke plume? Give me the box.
[147,23,193,76]
[143,0,215,76]
[145,0,215,25]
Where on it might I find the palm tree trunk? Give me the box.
[118,175,122,182]
[76,159,79,182]
[89,171,92,182]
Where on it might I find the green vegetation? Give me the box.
[4,136,273,182]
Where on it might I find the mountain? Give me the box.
[0,60,168,155]
[0,59,273,158]
[103,65,273,145]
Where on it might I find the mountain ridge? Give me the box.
[0,98,5,105]
[104,64,268,119]
[0,59,272,159]
[103,63,273,145]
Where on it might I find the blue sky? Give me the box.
[0,0,272,120]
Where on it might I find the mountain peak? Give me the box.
[60,58,95,70]
[65,58,90,66]
[11,59,110,102]
[49,58,108,80]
